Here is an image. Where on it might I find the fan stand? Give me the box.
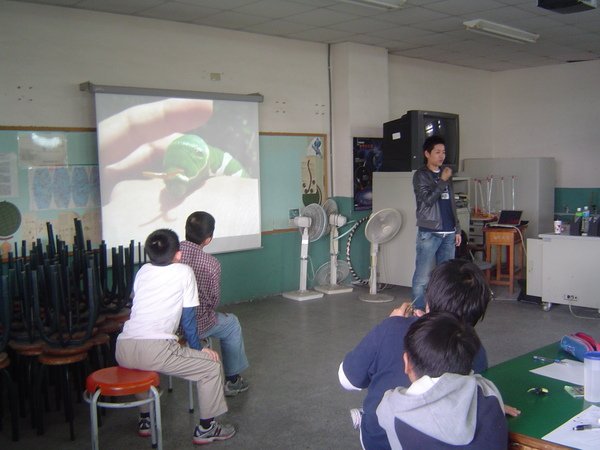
[358,242,394,303]
[314,224,352,295]
[282,227,324,301]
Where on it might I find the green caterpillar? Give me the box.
[145,134,249,197]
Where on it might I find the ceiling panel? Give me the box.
[10,0,600,71]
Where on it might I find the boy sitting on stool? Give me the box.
[180,211,250,396]
[376,311,508,450]
[116,228,235,445]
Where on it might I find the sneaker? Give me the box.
[350,408,363,430]
[138,417,152,437]
[193,420,236,445]
[224,376,249,397]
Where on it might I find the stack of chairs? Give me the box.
[2,219,142,441]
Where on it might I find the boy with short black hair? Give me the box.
[181,211,250,397]
[376,311,508,449]
[339,259,492,450]
[116,228,235,445]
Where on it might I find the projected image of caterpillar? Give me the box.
[95,93,261,253]
[144,134,249,198]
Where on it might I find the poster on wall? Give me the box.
[353,137,383,211]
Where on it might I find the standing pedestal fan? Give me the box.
[314,199,353,295]
[359,208,402,303]
[282,203,327,301]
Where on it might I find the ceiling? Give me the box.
[14,0,600,71]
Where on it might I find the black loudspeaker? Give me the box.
[570,215,582,235]
[588,215,600,236]
[382,117,417,172]
[538,0,597,14]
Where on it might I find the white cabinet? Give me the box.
[372,172,469,287]
[527,234,600,310]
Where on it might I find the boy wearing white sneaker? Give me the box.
[181,211,250,397]
[116,228,235,445]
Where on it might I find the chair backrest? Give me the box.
[0,274,11,351]
[31,257,98,348]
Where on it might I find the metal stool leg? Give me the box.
[90,390,101,450]
[188,381,194,413]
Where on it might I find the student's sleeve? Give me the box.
[181,266,202,350]
[340,322,385,390]
[413,170,446,206]
[181,307,202,350]
[472,344,489,373]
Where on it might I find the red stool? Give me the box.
[85,367,162,450]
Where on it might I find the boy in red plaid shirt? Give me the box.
[180,211,250,396]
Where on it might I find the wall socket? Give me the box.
[563,294,578,302]
[289,208,299,226]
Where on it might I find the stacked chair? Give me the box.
[2,219,141,442]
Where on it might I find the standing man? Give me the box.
[411,135,461,311]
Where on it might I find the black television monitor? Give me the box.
[382,110,460,172]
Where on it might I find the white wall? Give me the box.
[330,43,389,197]
[0,1,330,134]
[387,55,494,167]
[491,60,600,188]
[3,1,598,190]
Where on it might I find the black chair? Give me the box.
[0,274,19,441]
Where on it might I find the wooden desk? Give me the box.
[483,343,583,450]
[484,225,527,294]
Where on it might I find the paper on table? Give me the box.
[530,359,584,385]
[543,405,600,450]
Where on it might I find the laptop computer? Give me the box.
[489,210,523,228]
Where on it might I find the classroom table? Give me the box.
[483,343,588,450]
[483,224,527,295]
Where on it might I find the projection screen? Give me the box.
[89,84,262,254]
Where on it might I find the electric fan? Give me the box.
[314,260,351,288]
[359,208,402,303]
[282,203,327,301]
[314,199,353,295]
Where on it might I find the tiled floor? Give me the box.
[1,284,598,449]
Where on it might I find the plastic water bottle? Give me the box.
[583,206,590,234]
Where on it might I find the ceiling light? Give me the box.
[338,0,406,10]
[463,19,539,44]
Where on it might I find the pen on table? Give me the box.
[532,355,565,364]
[572,424,600,431]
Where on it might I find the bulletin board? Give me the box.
[259,132,328,232]
[0,126,100,256]
[0,127,328,252]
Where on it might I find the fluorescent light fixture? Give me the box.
[463,19,539,44]
[338,0,406,10]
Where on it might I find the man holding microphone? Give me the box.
[411,135,462,311]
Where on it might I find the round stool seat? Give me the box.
[9,340,44,356]
[89,332,110,346]
[86,367,160,397]
[104,308,131,324]
[42,341,94,357]
[97,320,123,334]
[38,350,88,366]
[0,351,10,369]
[85,366,163,449]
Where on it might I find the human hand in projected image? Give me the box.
[99,98,214,202]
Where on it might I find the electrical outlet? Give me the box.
[563,294,578,302]
[289,208,299,226]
